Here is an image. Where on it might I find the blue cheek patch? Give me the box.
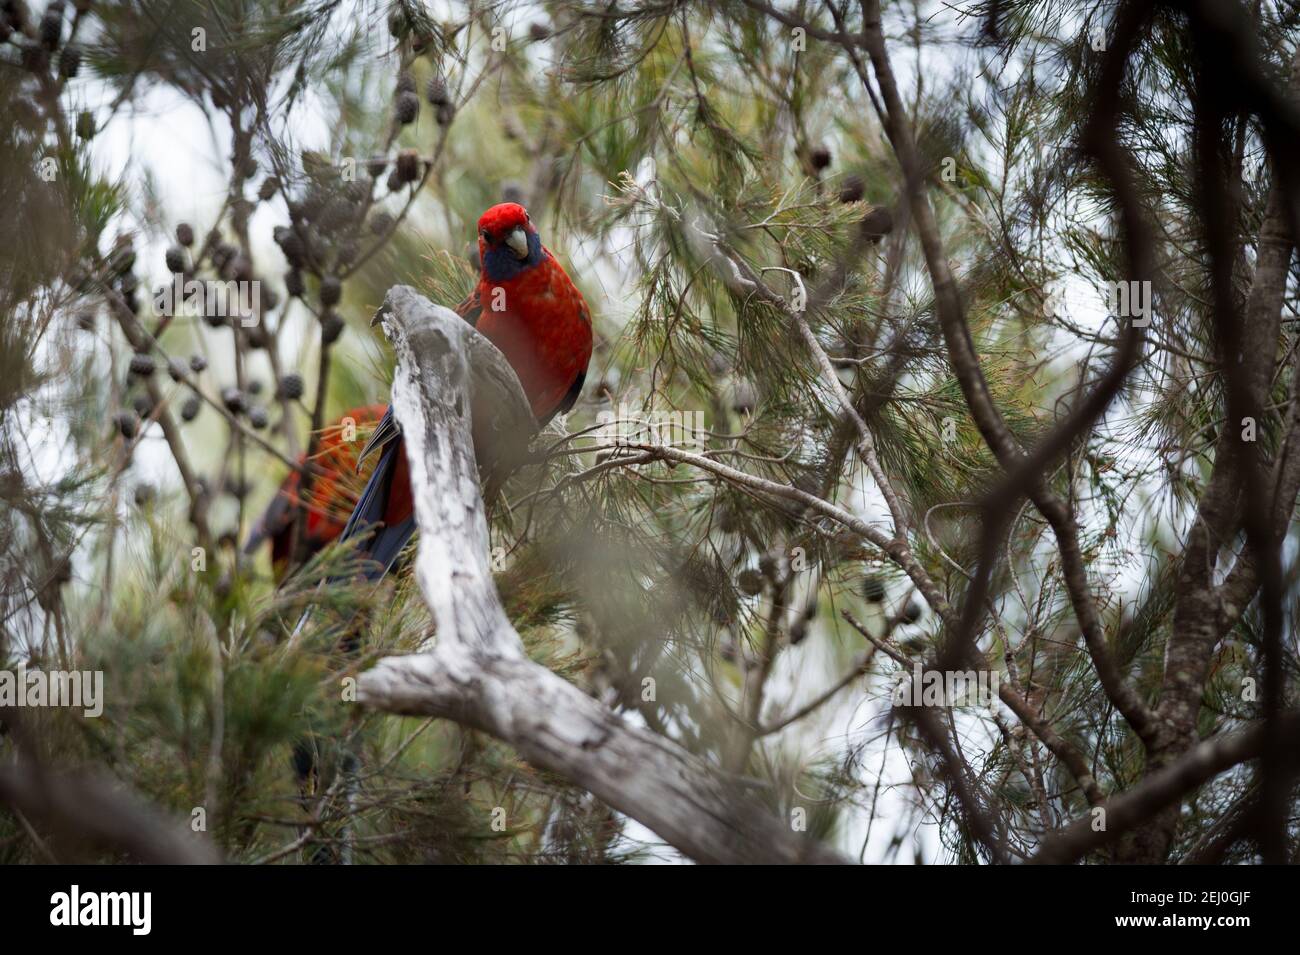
[482,232,544,282]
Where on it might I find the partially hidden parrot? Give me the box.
[337,202,593,579]
[245,404,387,579]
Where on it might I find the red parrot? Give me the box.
[337,202,593,578]
[245,404,388,578]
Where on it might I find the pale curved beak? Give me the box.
[505,226,529,259]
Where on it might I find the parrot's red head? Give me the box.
[477,202,543,280]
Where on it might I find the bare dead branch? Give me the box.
[856,0,1159,749]
[355,286,849,865]
[1031,711,1300,864]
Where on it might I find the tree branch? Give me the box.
[1031,711,1300,864]
[855,0,1158,746]
[355,286,848,865]
[0,754,220,864]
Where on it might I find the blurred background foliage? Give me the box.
[0,0,1296,863]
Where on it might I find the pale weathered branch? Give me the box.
[356,286,847,864]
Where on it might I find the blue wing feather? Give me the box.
[336,429,416,580]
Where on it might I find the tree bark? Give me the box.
[356,286,848,865]
[0,762,221,864]
[1127,48,1300,863]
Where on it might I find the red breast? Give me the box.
[474,250,592,420]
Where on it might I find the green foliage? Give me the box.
[3,0,1297,864]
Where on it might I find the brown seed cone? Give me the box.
[425,74,448,105]
[319,275,342,307]
[395,90,420,125]
[395,148,421,184]
[837,175,865,204]
[860,205,894,244]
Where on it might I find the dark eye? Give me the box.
[480,229,490,241]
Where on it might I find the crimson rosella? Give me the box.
[338,202,593,578]
[245,404,387,578]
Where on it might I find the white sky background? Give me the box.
[20,0,1224,864]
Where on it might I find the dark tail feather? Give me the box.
[287,432,414,640]
[336,437,416,581]
[289,419,412,862]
